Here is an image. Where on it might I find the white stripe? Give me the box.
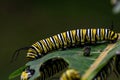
[57,34,62,41]
[77,29,80,38]
[50,37,54,43]
[97,28,100,37]
[45,39,51,48]
[27,53,37,57]
[32,45,39,52]
[42,39,47,45]
[37,41,44,53]
[80,29,82,40]
[67,31,70,40]
[61,33,65,43]
[37,42,42,48]
[88,29,90,38]
[52,37,57,44]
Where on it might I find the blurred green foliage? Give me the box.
[0,0,120,80]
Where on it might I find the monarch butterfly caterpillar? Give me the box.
[93,56,120,80]
[12,28,118,62]
[21,57,68,80]
[60,69,80,80]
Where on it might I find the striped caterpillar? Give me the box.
[12,28,118,61]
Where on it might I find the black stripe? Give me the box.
[90,29,91,44]
[75,29,78,45]
[85,29,88,44]
[51,37,57,49]
[69,31,73,46]
[38,41,45,54]
[30,46,42,59]
[30,46,38,55]
[99,28,101,41]
[59,34,64,48]
[79,29,81,45]
[95,29,97,43]
[103,29,105,40]
[111,32,115,39]
[108,29,111,40]
[64,32,69,47]
[44,39,51,51]
[56,35,62,48]
[106,29,109,40]
[95,29,98,43]
[81,29,83,43]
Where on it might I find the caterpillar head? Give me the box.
[21,67,35,80]
[109,31,118,43]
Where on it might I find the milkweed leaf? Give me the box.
[9,66,27,80]
[25,43,108,80]
[9,40,120,80]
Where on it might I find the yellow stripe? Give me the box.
[91,29,96,42]
[45,38,55,50]
[55,34,63,48]
[82,29,86,43]
[100,29,104,40]
[40,40,49,53]
[52,35,61,49]
[32,43,42,53]
[62,32,71,47]
[108,30,111,40]
[71,30,76,45]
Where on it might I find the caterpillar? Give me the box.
[60,69,80,80]
[93,56,120,80]
[12,28,118,61]
[21,58,68,80]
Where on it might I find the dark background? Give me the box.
[0,0,120,80]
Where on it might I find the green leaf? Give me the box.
[9,66,27,80]
[9,41,120,80]
[25,43,108,80]
[83,40,120,80]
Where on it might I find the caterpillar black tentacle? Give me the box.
[12,28,118,61]
[11,46,33,62]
